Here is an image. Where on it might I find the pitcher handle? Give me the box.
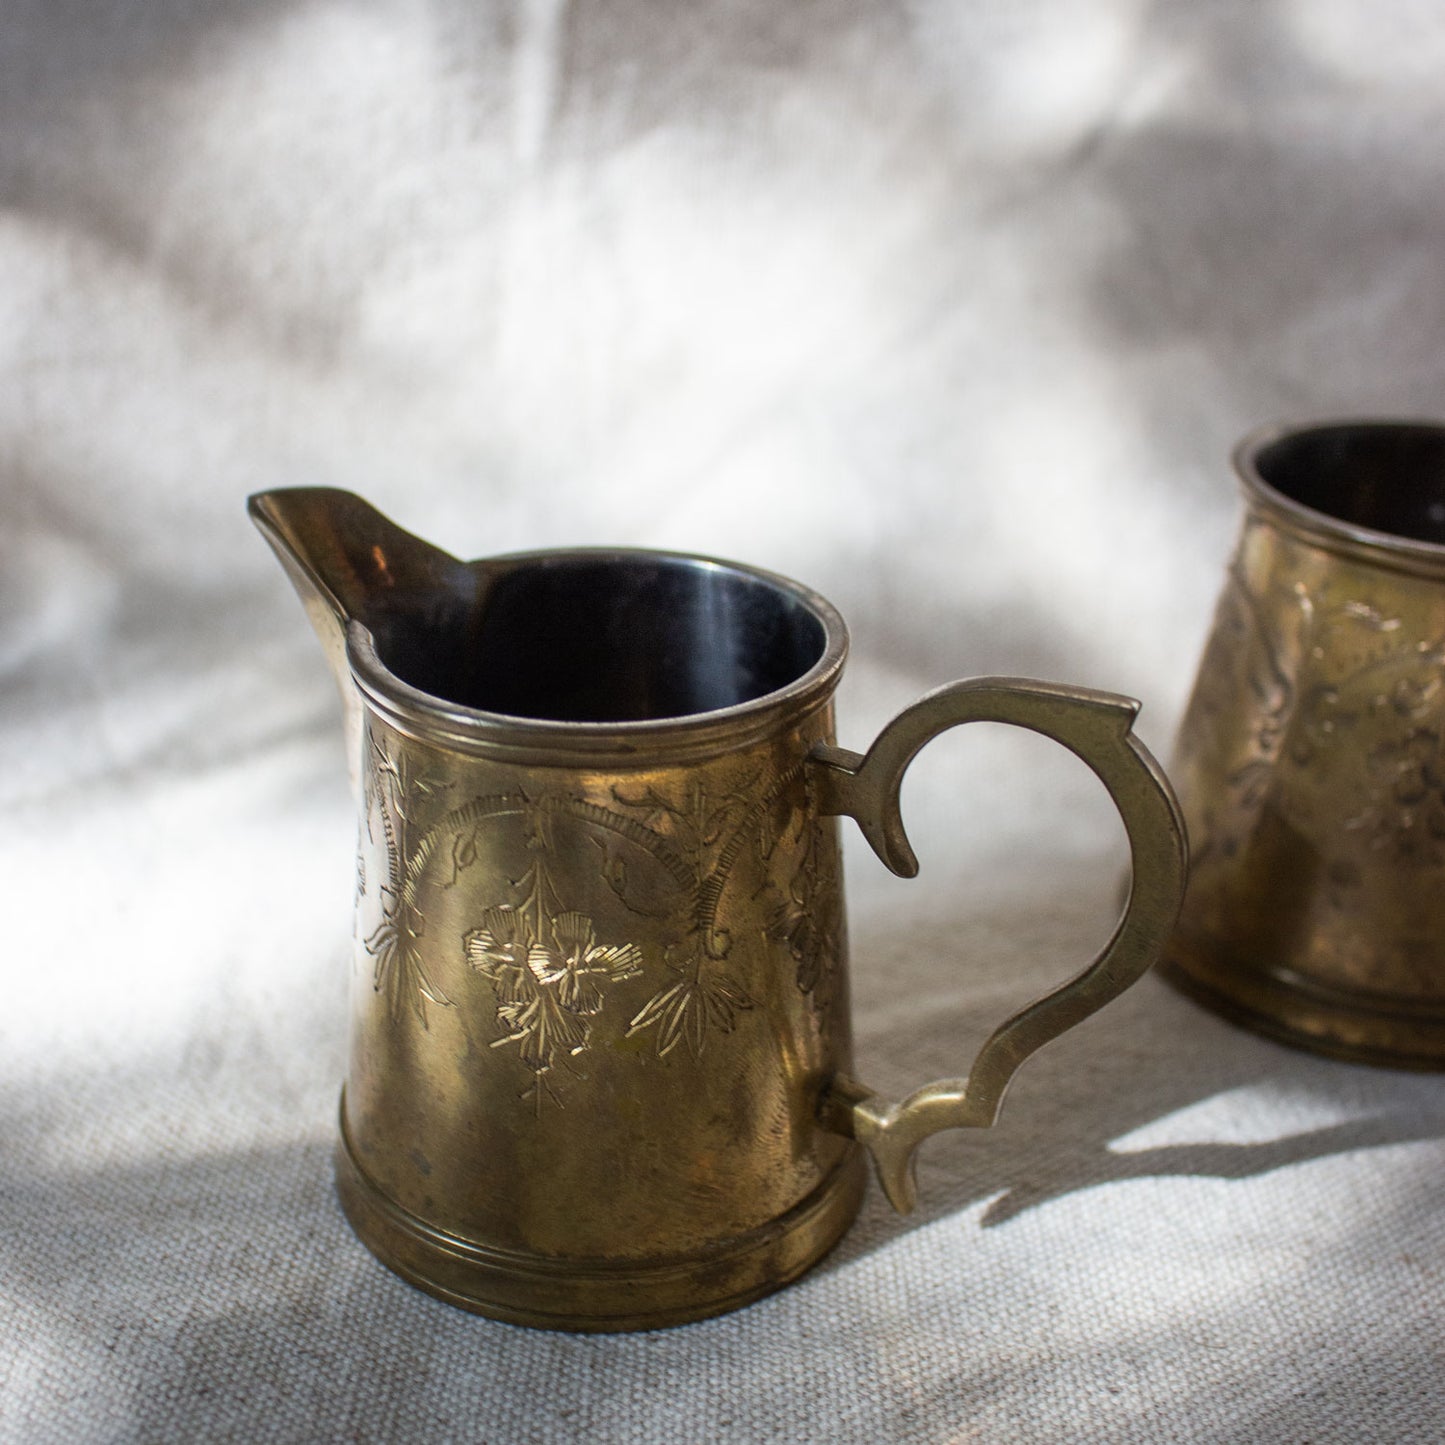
[809,676,1187,1212]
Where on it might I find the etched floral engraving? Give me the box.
[609,776,764,1058]
[463,813,643,1110]
[627,961,754,1059]
[368,732,451,824]
[365,889,454,1024]
[1350,702,1445,864]
[363,736,454,1026]
[1195,551,1445,870]
[612,761,839,1055]
[358,724,843,1095]
[767,817,843,1007]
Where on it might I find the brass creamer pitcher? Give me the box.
[1164,420,1445,1067]
[251,489,1186,1330]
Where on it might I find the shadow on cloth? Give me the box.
[3,909,1443,1441]
[831,969,1445,1242]
[3,1084,1440,1444]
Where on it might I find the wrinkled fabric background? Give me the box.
[4,2,1445,1441]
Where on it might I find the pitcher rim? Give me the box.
[1234,417,1445,579]
[346,546,851,764]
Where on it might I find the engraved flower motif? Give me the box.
[529,911,644,1014]
[464,905,533,1007]
[465,905,643,1077]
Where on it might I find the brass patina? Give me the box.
[251,489,1186,1330]
[1164,419,1445,1067]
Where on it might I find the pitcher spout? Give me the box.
[248,487,474,783]
[250,487,473,665]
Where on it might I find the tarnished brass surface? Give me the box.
[1164,420,1445,1067]
[251,488,1186,1329]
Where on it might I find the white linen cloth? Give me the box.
[3,2,1444,1440]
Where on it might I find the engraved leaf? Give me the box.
[522,805,560,854]
[596,844,628,899]
[628,977,687,1033]
[493,990,588,1071]
[368,735,451,822]
[702,971,752,1033]
[610,782,677,826]
[448,825,483,883]
[412,959,453,1008]
[768,893,810,961]
[752,791,797,865]
[365,894,453,1026]
[628,978,692,1057]
[627,971,753,1058]
[668,986,701,1059]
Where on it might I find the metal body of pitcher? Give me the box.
[342,635,861,1330]
[252,487,1185,1330]
[1163,420,1445,1067]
